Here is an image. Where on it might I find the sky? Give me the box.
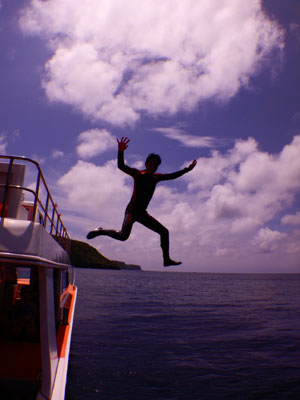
[0,0,300,273]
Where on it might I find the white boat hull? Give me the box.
[0,155,77,400]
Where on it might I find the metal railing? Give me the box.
[0,155,70,253]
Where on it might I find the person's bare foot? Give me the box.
[163,258,182,267]
[87,227,103,239]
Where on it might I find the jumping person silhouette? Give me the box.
[87,137,197,267]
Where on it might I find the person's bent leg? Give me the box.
[137,213,181,266]
[87,211,134,241]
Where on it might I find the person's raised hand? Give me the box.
[117,137,130,151]
[187,160,197,171]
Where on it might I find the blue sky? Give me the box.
[1,0,300,272]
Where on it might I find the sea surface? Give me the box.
[66,269,300,400]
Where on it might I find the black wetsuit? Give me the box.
[100,150,190,261]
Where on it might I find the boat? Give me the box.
[0,155,77,400]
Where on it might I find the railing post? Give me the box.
[44,193,50,229]
[59,216,63,235]
[56,213,60,236]
[50,204,56,235]
[32,170,41,222]
[1,158,14,220]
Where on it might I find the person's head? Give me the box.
[145,153,161,174]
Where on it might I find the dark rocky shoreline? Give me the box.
[70,239,142,271]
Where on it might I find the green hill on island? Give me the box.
[70,239,141,271]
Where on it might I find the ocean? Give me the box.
[66,269,300,400]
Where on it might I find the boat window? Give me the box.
[16,267,31,280]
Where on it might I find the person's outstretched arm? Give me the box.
[117,137,137,176]
[158,160,197,181]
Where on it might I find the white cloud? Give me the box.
[19,0,284,126]
[76,128,115,159]
[55,136,300,271]
[154,127,225,148]
[52,149,64,158]
[131,160,144,169]
[285,229,300,255]
[57,159,131,221]
[282,211,300,226]
[185,137,259,191]
[252,227,287,254]
[0,133,7,153]
[185,137,300,234]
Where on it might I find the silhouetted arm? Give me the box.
[158,160,197,181]
[117,137,138,177]
[118,149,133,174]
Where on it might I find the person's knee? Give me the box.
[119,231,130,241]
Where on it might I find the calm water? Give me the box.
[66,269,300,400]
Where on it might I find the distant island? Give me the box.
[69,239,142,271]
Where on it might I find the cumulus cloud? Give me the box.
[185,137,259,191]
[252,227,287,254]
[19,0,284,126]
[76,128,115,159]
[56,136,300,271]
[57,159,131,220]
[185,137,300,233]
